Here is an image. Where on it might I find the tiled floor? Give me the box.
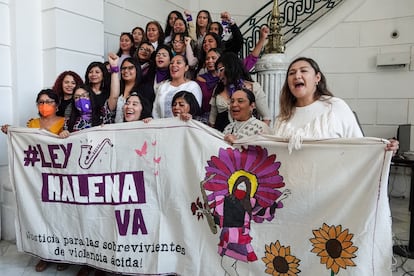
[390,196,414,276]
[1,196,414,275]
[0,243,118,276]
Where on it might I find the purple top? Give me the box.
[197,71,219,112]
[156,69,169,84]
[243,54,258,72]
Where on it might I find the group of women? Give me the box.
[1,8,399,276]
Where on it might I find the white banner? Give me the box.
[7,118,392,275]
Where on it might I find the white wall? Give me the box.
[42,0,105,87]
[0,0,12,169]
[0,0,45,240]
[298,0,414,139]
[1,0,413,239]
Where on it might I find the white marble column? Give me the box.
[255,53,289,123]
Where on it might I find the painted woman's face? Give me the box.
[172,97,190,116]
[123,95,143,122]
[233,176,250,200]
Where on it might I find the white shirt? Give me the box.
[273,96,363,152]
[114,96,126,123]
[223,117,271,139]
[152,80,202,118]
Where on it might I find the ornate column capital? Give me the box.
[265,0,285,54]
[255,53,289,72]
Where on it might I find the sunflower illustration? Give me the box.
[262,240,301,275]
[310,223,358,275]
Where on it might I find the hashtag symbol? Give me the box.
[23,145,40,166]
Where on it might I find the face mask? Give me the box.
[234,189,247,200]
[75,98,92,114]
[38,104,55,117]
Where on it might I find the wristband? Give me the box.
[110,66,119,73]
[186,15,192,22]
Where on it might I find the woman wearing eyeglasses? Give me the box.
[2,89,64,136]
[115,57,155,123]
[135,41,155,78]
[1,89,65,272]
[172,33,197,66]
[59,54,120,137]
[171,32,198,79]
[59,84,111,137]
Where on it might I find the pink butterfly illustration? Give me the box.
[153,156,161,163]
[152,141,157,146]
[154,171,159,176]
[135,141,148,156]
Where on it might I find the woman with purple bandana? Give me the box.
[59,54,120,138]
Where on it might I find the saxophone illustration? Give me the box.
[78,138,113,169]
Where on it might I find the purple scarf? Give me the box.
[156,68,169,83]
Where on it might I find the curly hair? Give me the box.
[52,71,83,100]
